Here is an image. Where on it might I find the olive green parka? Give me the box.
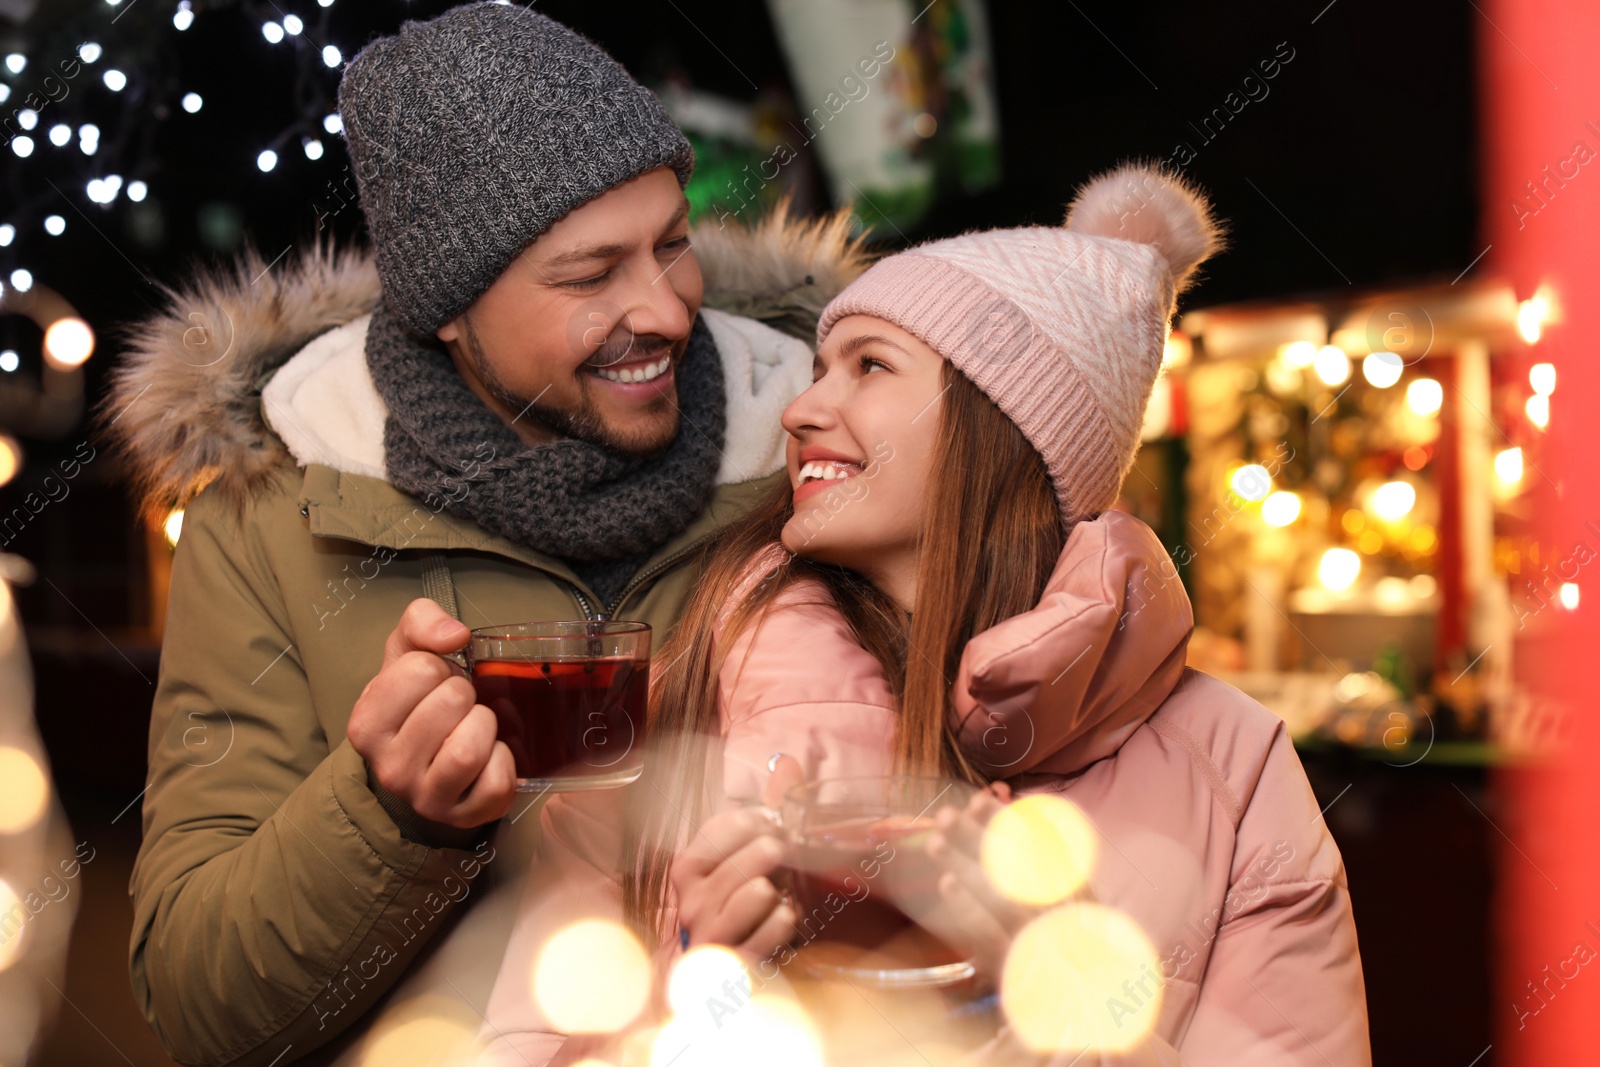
[100,208,869,1066]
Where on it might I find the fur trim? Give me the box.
[99,243,380,520]
[98,207,870,518]
[1064,162,1226,299]
[692,200,874,342]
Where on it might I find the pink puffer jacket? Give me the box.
[477,510,1371,1065]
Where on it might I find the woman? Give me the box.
[478,164,1371,1065]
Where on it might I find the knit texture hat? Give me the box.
[338,3,695,337]
[818,163,1224,526]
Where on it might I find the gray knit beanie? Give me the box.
[338,3,695,336]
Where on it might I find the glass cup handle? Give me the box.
[442,643,471,677]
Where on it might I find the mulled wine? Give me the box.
[467,621,649,791]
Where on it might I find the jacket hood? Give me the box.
[949,509,1193,777]
[99,203,871,520]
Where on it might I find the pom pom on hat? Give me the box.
[1064,162,1227,301]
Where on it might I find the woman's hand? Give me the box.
[668,756,804,958]
[924,781,1046,983]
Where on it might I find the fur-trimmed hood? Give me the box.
[100,205,871,519]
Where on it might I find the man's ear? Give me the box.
[436,316,461,344]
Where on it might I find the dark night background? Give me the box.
[0,1,1484,1063]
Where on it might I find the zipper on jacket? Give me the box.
[603,535,715,619]
[569,583,598,620]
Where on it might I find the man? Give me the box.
[103,6,867,1064]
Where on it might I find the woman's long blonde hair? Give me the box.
[622,361,1067,941]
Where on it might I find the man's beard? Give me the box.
[460,315,682,459]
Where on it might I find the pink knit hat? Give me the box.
[817,163,1225,526]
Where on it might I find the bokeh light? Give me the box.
[1319,548,1361,591]
[1370,480,1417,522]
[43,317,95,368]
[355,997,479,1067]
[0,878,25,972]
[1261,490,1302,527]
[1161,330,1191,370]
[651,995,821,1067]
[1516,295,1549,344]
[1313,344,1351,386]
[1001,903,1162,1054]
[534,919,650,1034]
[668,945,749,1019]
[1494,447,1524,486]
[0,434,19,487]
[0,747,49,833]
[1405,377,1443,416]
[1279,340,1317,368]
[981,793,1096,906]
[1229,463,1271,502]
[1362,351,1402,388]
[1526,393,1549,429]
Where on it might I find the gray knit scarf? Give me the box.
[365,300,726,609]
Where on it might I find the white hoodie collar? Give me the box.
[260,306,810,488]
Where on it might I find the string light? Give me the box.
[323,114,343,135]
[103,68,127,92]
[9,270,33,293]
[0,85,8,103]
[87,176,123,204]
[44,215,66,235]
[10,136,33,158]
[0,225,12,246]
[4,54,25,75]
[322,45,343,68]
[318,0,334,6]
[303,138,324,160]
[1530,362,1556,396]
[17,109,37,130]
[257,149,279,172]
[79,124,100,156]
[48,123,71,146]
[182,92,203,113]
[0,351,16,373]
[128,180,148,202]
[173,1,194,31]
[79,43,102,63]
[262,22,285,44]
[283,15,304,35]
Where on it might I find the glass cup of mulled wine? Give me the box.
[779,775,979,989]
[466,620,649,793]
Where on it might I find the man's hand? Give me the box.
[347,598,517,828]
